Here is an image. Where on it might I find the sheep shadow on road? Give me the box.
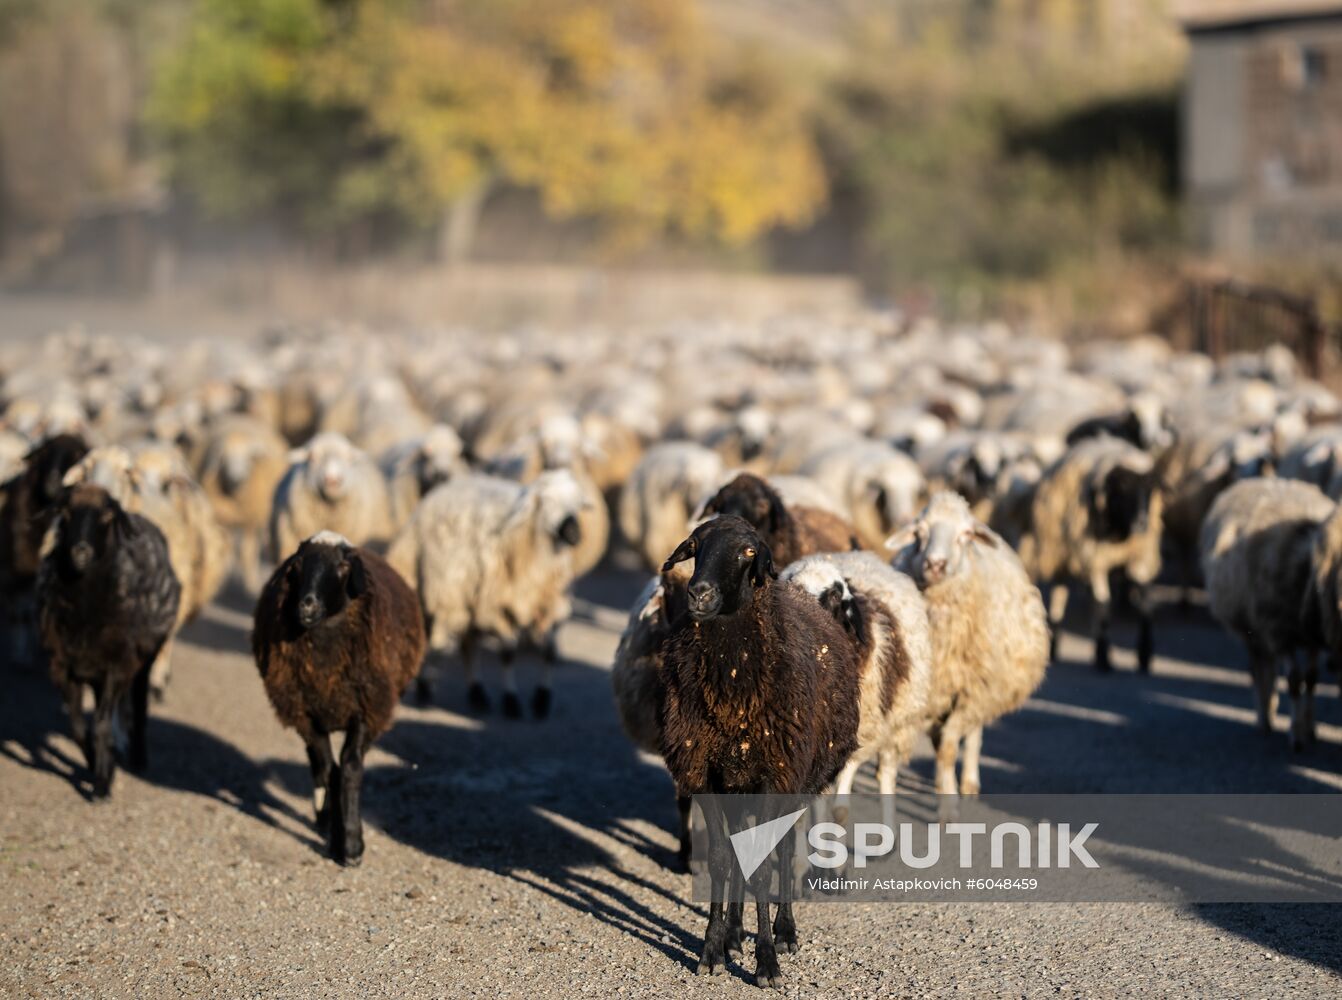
[0,657,317,850]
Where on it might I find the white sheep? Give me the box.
[1202,478,1334,750]
[798,441,925,551]
[386,470,590,719]
[270,432,393,561]
[1020,437,1163,672]
[889,492,1049,802]
[780,551,932,799]
[380,424,468,532]
[618,441,725,572]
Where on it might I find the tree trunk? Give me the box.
[437,178,491,266]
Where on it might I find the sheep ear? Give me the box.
[345,551,368,600]
[971,525,998,547]
[61,464,84,488]
[288,446,309,464]
[661,536,696,572]
[883,525,916,552]
[750,544,776,586]
[767,493,785,534]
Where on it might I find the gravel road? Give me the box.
[3,562,1341,997]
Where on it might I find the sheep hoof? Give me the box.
[502,692,523,719]
[531,686,552,719]
[466,682,490,713]
[772,920,798,954]
[723,925,745,959]
[696,954,726,977]
[754,953,783,988]
[338,851,363,868]
[1094,648,1112,673]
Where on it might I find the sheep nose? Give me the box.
[297,594,322,624]
[687,582,720,619]
[69,542,94,570]
[924,557,947,581]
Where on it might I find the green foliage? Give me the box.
[820,4,1184,306]
[149,0,827,246]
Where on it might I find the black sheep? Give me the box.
[37,483,180,799]
[658,516,861,988]
[2,433,90,666]
[252,532,425,866]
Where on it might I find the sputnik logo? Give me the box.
[730,807,808,879]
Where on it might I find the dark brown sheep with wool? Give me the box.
[252,531,425,867]
[698,472,860,565]
[38,483,181,799]
[2,434,90,665]
[657,515,861,988]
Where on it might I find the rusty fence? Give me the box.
[1178,279,1335,379]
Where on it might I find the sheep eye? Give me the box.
[742,547,755,560]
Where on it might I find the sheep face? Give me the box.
[50,484,135,577]
[218,437,257,496]
[663,515,776,622]
[527,470,587,550]
[781,560,861,637]
[303,435,355,502]
[700,473,783,535]
[1089,466,1157,543]
[889,494,997,588]
[286,536,368,631]
[28,435,90,508]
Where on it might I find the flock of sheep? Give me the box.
[1,317,1337,986]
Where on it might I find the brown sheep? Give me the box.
[252,532,425,866]
[698,472,861,565]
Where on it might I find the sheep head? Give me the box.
[699,473,786,536]
[298,433,358,503]
[284,532,368,631]
[779,557,862,638]
[49,483,136,578]
[663,515,775,622]
[512,469,587,551]
[888,491,997,589]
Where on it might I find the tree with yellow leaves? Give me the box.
[150,0,827,257]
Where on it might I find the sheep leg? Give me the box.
[1047,584,1069,661]
[1287,653,1319,752]
[1303,651,1319,749]
[62,678,90,768]
[1249,647,1277,734]
[676,794,693,871]
[90,674,119,799]
[129,657,151,773]
[723,866,745,961]
[463,634,489,713]
[336,718,369,867]
[959,726,983,798]
[239,528,263,594]
[1134,583,1155,674]
[532,634,557,720]
[148,636,174,703]
[831,758,861,826]
[750,848,782,988]
[499,648,522,719]
[772,823,798,956]
[1091,573,1112,673]
[931,721,960,797]
[305,732,335,830]
[697,796,731,977]
[877,748,899,829]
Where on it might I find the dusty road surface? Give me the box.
[3,562,1341,998]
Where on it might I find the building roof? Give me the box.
[1178,1,1342,30]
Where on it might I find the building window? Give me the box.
[1283,43,1327,91]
